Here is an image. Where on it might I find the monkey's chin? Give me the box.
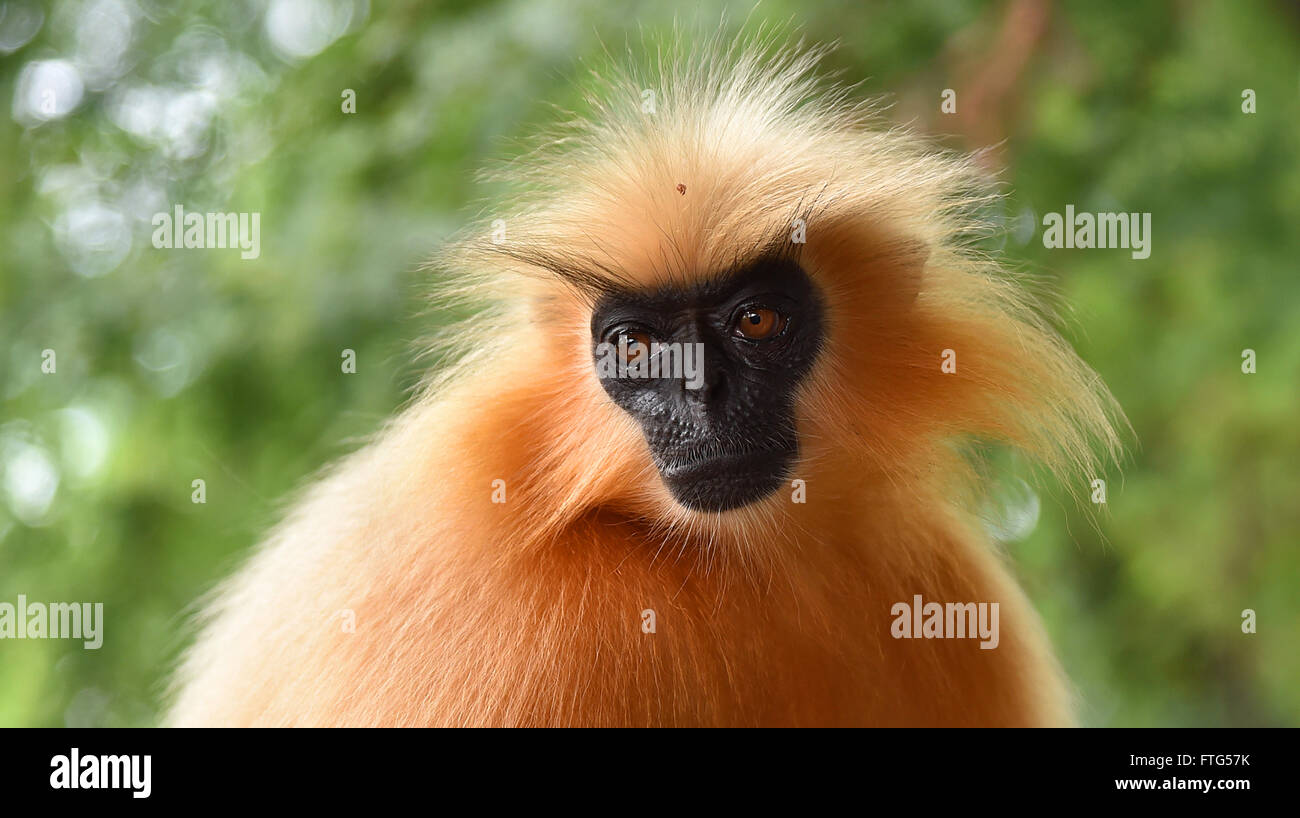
[657,448,794,513]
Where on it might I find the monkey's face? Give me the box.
[591,255,824,513]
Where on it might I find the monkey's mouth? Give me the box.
[656,446,795,513]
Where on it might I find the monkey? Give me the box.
[167,35,1122,727]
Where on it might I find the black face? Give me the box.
[591,256,824,512]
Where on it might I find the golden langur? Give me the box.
[168,38,1122,727]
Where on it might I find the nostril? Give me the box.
[703,373,727,403]
[678,335,721,400]
[682,360,724,404]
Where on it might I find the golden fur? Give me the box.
[168,35,1122,727]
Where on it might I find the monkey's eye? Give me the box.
[732,307,786,341]
[613,329,655,364]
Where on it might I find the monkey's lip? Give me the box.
[656,446,794,512]
[658,448,784,480]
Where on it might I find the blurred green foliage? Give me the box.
[1,0,1297,727]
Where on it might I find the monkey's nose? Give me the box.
[675,323,724,399]
[679,342,726,410]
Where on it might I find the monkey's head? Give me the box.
[588,253,824,512]
[444,37,1121,534]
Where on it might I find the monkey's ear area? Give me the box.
[803,225,930,309]
[873,236,929,306]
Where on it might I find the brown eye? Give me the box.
[733,307,786,341]
[617,330,654,363]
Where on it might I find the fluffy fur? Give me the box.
[168,34,1122,727]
